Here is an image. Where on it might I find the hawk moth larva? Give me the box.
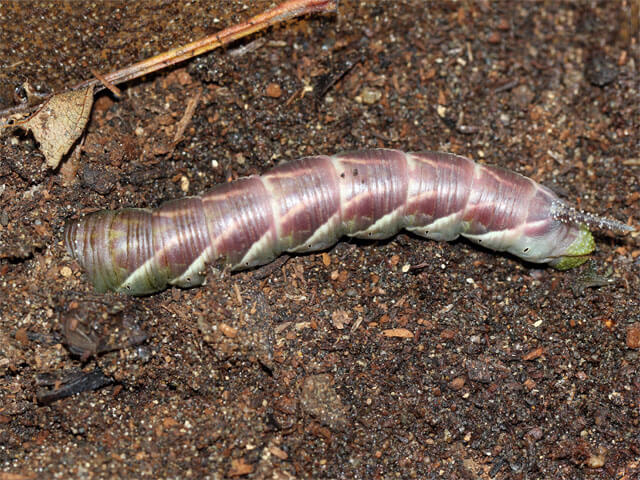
[65,149,632,295]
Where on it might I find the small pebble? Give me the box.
[219,323,238,338]
[180,175,189,193]
[487,31,500,44]
[265,83,282,98]
[449,376,465,391]
[585,54,618,86]
[359,87,382,105]
[331,310,350,330]
[511,85,535,109]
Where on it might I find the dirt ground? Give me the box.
[1,1,639,479]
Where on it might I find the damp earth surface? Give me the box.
[0,1,639,479]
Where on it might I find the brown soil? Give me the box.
[1,1,639,479]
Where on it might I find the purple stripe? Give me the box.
[263,155,341,250]
[153,197,209,281]
[202,177,277,267]
[462,166,533,234]
[334,149,408,235]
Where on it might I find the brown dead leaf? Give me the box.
[626,323,640,349]
[21,86,94,168]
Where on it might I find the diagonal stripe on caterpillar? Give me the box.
[65,149,633,295]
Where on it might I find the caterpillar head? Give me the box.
[547,202,633,270]
[502,218,594,270]
[501,201,631,270]
[547,224,595,270]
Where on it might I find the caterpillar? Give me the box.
[64,149,632,295]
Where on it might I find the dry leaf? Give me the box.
[21,86,94,168]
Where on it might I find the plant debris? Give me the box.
[35,368,114,405]
[0,0,337,169]
[18,86,93,169]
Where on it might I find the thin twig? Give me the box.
[90,69,122,97]
[74,0,336,91]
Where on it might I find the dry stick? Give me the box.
[0,0,337,122]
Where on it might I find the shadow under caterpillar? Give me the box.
[65,149,633,295]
